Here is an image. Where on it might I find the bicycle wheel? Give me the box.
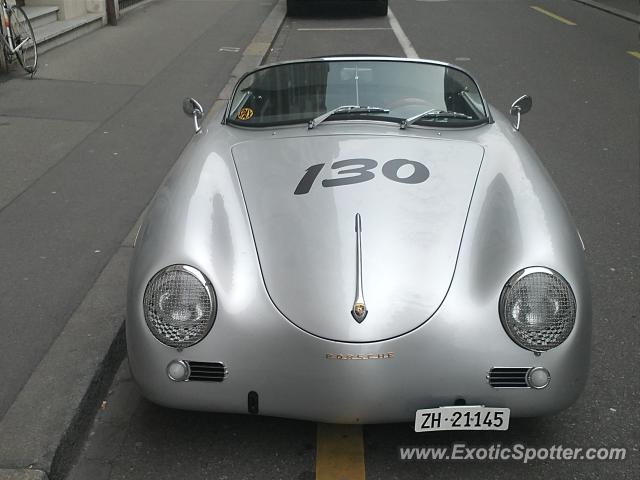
[10,6,37,74]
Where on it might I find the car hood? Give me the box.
[232,134,484,342]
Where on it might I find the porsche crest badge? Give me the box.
[351,213,368,323]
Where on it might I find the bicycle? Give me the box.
[0,0,37,75]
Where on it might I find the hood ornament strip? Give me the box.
[351,213,368,323]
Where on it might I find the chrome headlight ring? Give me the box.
[499,267,576,352]
[143,265,217,349]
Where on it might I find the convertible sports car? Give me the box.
[127,57,591,431]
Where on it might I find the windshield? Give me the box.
[227,59,488,128]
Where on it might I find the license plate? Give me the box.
[414,406,510,432]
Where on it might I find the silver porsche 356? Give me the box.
[127,57,591,431]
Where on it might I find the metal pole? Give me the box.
[0,50,7,75]
[0,8,7,74]
[106,0,118,26]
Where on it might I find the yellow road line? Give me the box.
[316,423,366,480]
[530,6,577,25]
[628,51,640,60]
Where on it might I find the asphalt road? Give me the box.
[61,0,637,478]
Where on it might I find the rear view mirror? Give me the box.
[509,95,532,131]
[183,97,204,134]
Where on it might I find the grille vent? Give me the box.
[187,361,228,382]
[488,367,530,388]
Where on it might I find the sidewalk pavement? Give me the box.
[0,0,285,478]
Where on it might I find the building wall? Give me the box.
[25,0,106,20]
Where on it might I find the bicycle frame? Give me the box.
[1,1,31,55]
[0,1,14,51]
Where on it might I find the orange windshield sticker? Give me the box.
[237,108,254,120]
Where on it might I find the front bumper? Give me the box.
[127,273,590,424]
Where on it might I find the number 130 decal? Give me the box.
[294,158,430,195]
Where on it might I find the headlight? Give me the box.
[143,265,216,348]
[499,267,576,352]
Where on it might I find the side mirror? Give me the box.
[182,97,204,134]
[509,95,532,131]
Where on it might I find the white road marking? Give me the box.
[219,47,241,52]
[297,27,392,31]
[387,7,419,58]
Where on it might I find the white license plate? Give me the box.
[414,406,510,432]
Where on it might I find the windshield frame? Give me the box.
[223,57,493,128]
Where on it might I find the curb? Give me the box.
[0,246,130,480]
[572,0,640,23]
[0,2,287,479]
